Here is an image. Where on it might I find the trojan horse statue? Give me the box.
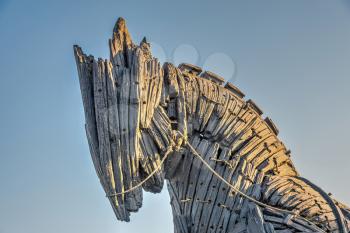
[74,18,350,233]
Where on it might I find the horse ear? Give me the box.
[109,17,135,67]
[113,17,134,48]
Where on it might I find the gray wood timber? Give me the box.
[74,17,350,232]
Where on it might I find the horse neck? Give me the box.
[161,71,299,232]
[165,71,297,177]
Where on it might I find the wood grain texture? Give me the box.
[74,17,350,232]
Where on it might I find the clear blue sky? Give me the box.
[1,0,350,232]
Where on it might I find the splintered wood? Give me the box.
[74,17,350,232]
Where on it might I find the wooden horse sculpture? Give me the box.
[74,18,350,233]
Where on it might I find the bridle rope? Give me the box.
[106,145,173,197]
[106,131,327,233]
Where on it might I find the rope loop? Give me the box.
[104,130,327,233]
[105,145,173,198]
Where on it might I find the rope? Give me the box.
[294,177,348,233]
[181,135,327,233]
[104,131,326,232]
[106,145,173,197]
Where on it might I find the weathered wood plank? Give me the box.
[75,18,350,232]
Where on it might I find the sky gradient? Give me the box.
[1,1,350,232]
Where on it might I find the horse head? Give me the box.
[74,17,182,221]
